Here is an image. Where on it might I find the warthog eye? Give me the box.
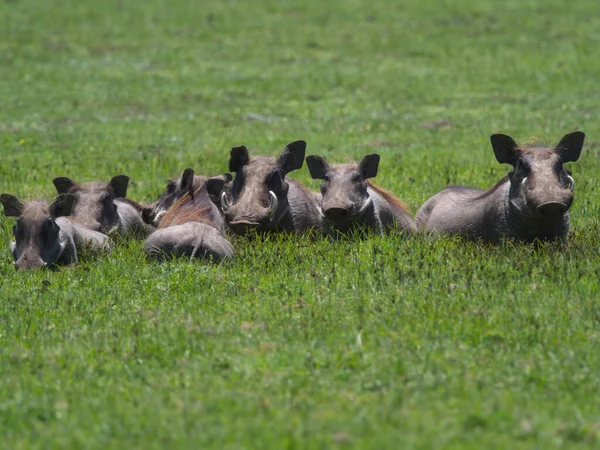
[352,173,363,183]
[323,175,330,183]
[266,170,283,191]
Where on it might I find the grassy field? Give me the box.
[2,0,600,447]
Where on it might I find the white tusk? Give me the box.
[221,192,230,212]
[357,197,373,215]
[268,190,278,218]
[521,177,528,188]
[567,175,575,191]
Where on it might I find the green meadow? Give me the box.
[1,0,600,447]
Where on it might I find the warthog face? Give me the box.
[53,175,129,233]
[142,168,231,227]
[492,132,583,219]
[221,141,306,234]
[1,194,74,269]
[306,153,379,224]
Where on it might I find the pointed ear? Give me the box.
[276,140,306,175]
[229,146,250,172]
[180,168,195,194]
[0,194,25,217]
[305,155,330,180]
[206,174,230,201]
[490,134,520,166]
[554,131,585,162]
[53,177,77,194]
[109,175,129,198]
[358,154,380,179]
[49,194,75,218]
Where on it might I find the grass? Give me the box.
[2,0,600,447]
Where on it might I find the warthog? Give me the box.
[142,168,231,227]
[1,193,111,269]
[415,131,584,243]
[53,175,149,235]
[143,168,233,260]
[221,140,323,234]
[305,153,416,235]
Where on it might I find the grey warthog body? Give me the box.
[1,194,111,269]
[221,140,323,235]
[415,132,584,244]
[306,153,416,235]
[143,169,233,261]
[53,175,150,236]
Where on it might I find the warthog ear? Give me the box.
[53,177,77,194]
[0,194,25,217]
[109,175,129,198]
[49,194,75,218]
[206,174,230,201]
[180,168,195,195]
[277,140,307,175]
[490,134,520,166]
[229,146,250,172]
[554,131,585,163]
[305,155,329,180]
[358,154,380,179]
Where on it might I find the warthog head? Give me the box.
[306,153,380,224]
[53,175,129,233]
[492,131,584,219]
[1,194,74,269]
[221,140,306,234]
[142,168,232,227]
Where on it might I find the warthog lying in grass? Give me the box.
[1,193,111,269]
[415,131,584,243]
[143,168,233,260]
[53,175,150,236]
[142,168,231,227]
[306,153,416,236]
[221,140,323,235]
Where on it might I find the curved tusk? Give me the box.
[268,190,278,218]
[567,175,575,191]
[521,177,528,189]
[221,192,230,212]
[357,197,373,215]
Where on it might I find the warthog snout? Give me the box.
[15,255,48,270]
[536,202,568,217]
[323,206,351,221]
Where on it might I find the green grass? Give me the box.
[2,0,600,447]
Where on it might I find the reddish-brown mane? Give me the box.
[158,185,217,229]
[367,181,411,214]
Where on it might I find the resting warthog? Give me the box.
[221,140,322,234]
[306,153,416,235]
[1,193,111,269]
[142,168,232,227]
[53,175,149,235]
[143,168,233,260]
[415,131,584,243]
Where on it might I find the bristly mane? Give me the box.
[158,184,218,229]
[367,181,411,214]
[472,175,510,200]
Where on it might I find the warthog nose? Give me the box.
[324,207,350,222]
[229,220,260,235]
[15,259,48,270]
[536,202,568,217]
